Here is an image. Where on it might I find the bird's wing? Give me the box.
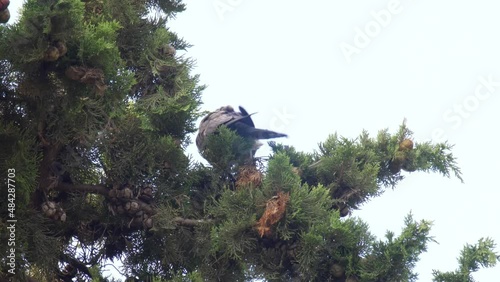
[199,109,232,134]
[231,106,286,140]
[196,106,246,149]
[236,106,256,128]
[196,105,287,152]
[230,122,288,140]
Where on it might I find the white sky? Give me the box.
[7,0,500,280]
[169,1,500,280]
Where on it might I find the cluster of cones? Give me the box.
[389,138,415,174]
[107,184,154,229]
[41,201,67,222]
[65,65,107,95]
[158,44,176,57]
[43,41,68,62]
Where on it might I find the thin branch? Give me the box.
[103,263,127,277]
[173,217,212,226]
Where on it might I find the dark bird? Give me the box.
[196,106,287,162]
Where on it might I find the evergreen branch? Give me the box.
[56,182,108,196]
[35,143,64,206]
[55,182,159,229]
[432,237,500,281]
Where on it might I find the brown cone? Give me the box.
[0,8,10,24]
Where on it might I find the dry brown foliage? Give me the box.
[65,66,107,95]
[236,165,263,189]
[255,191,290,237]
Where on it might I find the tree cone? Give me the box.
[143,218,153,229]
[142,186,153,196]
[389,151,406,174]
[0,0,10,12]
[0,8,9,23]
[389,161,402,174]
[399,139,414,151]
[59,212,67,222]
[402,159,417,172]
[55,41,67,57]
[339,205,350,217]
[116,205,125,215]
[125,201,140,214]
[330,263,345,278]
[44,46,60,62]
[65,66,86,81]
[159,44,176,57]
[108,188,118,198]
[42,201,59,218]
[121,187,133,199]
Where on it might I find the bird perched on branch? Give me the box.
[196,105,287,164]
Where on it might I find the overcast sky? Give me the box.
[168,1,500,280]
[8,0,500,280]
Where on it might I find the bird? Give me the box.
[196,105,288,163]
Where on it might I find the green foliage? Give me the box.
[78,20,123,74]
[0,211,64,279]
[202,126,256,169]
[405,141,463,182]
[131,25,205,138]
[1,1,494,281]
[98,111,188,183]
[285,183,333,236]
[1,0,203,280]
[295,214,375,281]
[147,0,187,19]
[0,123,41,208]
[0,0,85,65]
[268,141,316,167]
[359,213,434,281]
[43,0,86,39]
[432,238,500,282]
[316,133,382,206]
[271,121,463,212]
[263,153,302,195]
[268,141,318,185]
[209,188,259,260]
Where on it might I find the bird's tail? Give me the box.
[249,127,288,140]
